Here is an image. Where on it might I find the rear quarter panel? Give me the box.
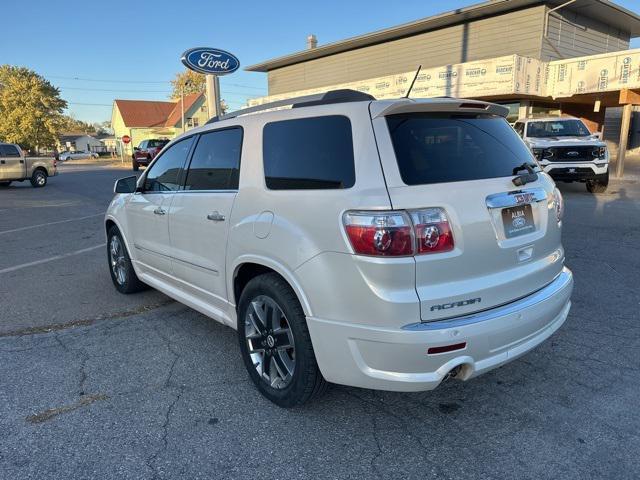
[225,103,392,311]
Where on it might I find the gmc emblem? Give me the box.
[430,298,482,311]
[514,193,534,205]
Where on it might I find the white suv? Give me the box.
[106,90,574,407]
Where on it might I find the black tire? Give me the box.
[237,273,328,407]
[107,226,146,294]
[132,159,139,171]
[0,181,10,187]
[30,169,47,188]
[586,171,608,194]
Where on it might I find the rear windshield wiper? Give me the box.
[512,162,538,186]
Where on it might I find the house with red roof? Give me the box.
[110,93,208,156]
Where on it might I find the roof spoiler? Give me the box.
[206,89,375,125]
[370,98,509,118]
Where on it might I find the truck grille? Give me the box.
[547,146,595,162]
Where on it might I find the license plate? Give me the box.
[501,204,535,238]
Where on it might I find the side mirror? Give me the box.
[114,175,138,194]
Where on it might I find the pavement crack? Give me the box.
[344,390,449,479]
[0,299,174,338]
[145,320,185,480]
[25,393,108,424]
[77,348,90,396]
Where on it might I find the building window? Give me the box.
[200,106,207,112]
[186,118,199,128]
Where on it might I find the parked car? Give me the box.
[513,117,609,193]
[132,139,169,171]
[59,150,99,161]
[0,142,57,187]
[106,90,573,407]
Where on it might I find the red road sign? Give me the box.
[122,135,131,144]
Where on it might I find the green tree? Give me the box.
[0,65,67,151]
[170,70,206,99]
[59,115,97,134]
[170,69,228,114]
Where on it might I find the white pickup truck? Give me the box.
[513,117,609,193]
[0,143,58,188]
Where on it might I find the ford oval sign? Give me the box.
[181,47,240,75]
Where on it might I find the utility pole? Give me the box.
[181,85,185,133]
[181,80,192,133]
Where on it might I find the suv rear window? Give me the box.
[387,114,535,185]
[263,115,355,190]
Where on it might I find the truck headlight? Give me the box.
[591,146,607,159]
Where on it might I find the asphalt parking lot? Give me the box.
[1,163,638,479]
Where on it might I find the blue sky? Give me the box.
[2,0,639,123]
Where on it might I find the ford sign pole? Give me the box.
[181,47,240,119]
[205,75,222,119]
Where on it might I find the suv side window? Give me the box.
[143,137,194,192]
[139,141,147,149]
[184,128,243,191]
[0,145,20,157]
[263,115,355,190]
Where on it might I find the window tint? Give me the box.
[0,145,20,157]
[184,128,242,191]
[143,137,194,192]
[387,114,535,186]
[263,115,355,190]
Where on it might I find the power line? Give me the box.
[47,74,267,91]
[67,102,113,106]
[48,75,168,84]
[58,85,263,98]
[60,86,170,93]
[224,82,266,91]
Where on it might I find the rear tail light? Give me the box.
[552,187,564,224]
[343,208,454,257]
[410,208,454,254]
[343,211,414,256]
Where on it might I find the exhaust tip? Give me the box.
[443,365,463,382]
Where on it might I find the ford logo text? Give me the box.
[181,47,240,75]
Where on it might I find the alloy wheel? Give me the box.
[244,295,296,389]
[109,235,127,286]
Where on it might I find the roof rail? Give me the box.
[206,89,375,125]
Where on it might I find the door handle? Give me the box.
[19,160,24,164]
[153,208,166,215]
[207,212,225,222]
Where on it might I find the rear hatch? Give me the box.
[370,99,565,321]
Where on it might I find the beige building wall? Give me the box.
[268,5,548,95]
[542,6,631,61]
[266,4,633,96]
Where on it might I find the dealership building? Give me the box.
[246,0,640,175]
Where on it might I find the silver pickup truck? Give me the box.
[0,143,58,188]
